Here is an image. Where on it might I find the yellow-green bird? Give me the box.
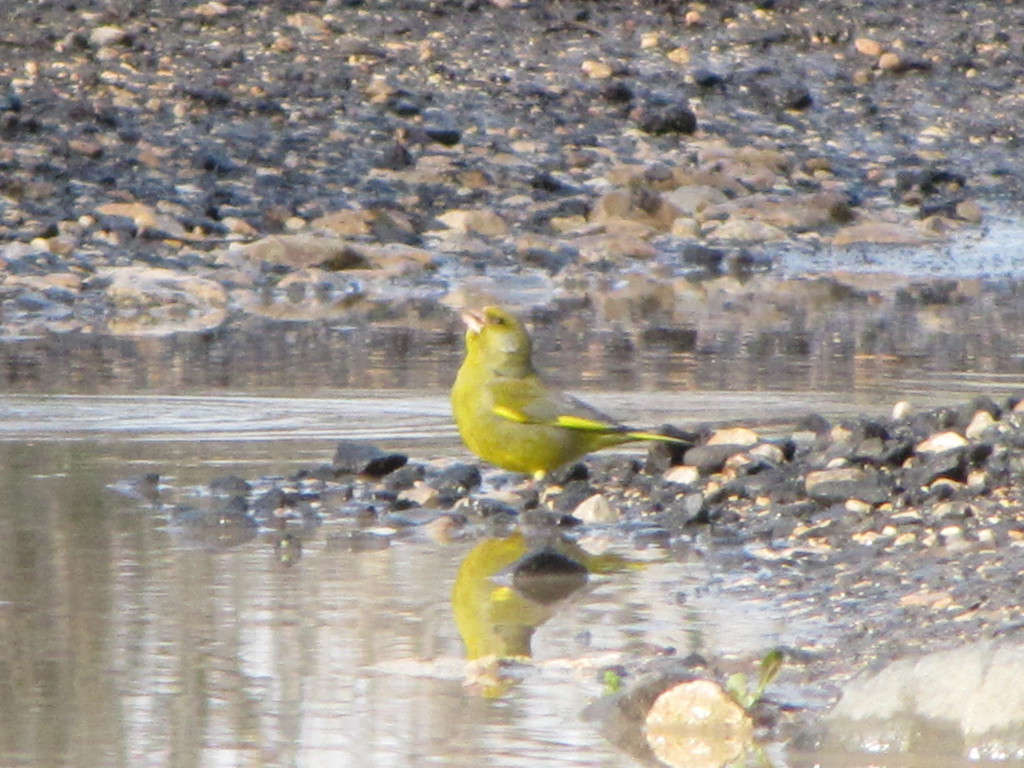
[451,306,682,478]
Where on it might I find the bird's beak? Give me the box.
[461,309,487,335]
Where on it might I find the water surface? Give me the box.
[2,298,1024,768]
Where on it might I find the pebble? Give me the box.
[707,427,760,447]
[332,440,408,477]
[664,465,701,486]
[878,52,903,71]
[892,401,915,421]
[916,431,970,454]
[581,60,613,79]
[684,444,744,475]
[398,482,441,508]
[854,38,884,57]
[955,200,984,223]
[89,25,129,48]
[965,411,996,441]
[572,494,618,525]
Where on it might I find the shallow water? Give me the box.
[2,299,1024,768]
[0,430,806,768]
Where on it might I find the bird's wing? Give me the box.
[488,377,628,434]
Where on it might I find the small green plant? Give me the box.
[726,649,784,710]
[602,668,623,694]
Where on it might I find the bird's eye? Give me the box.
[492,316,505,325]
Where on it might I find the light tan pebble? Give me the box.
[640,32,661,49]
[829,425,855,443]
[194,1,230,16]
[845,499,873,515]
[664,465,701,485]
[89,25,127,48]
[965,410,996,440]
[398,482,440,508]
[891,509,922,523]
[939,527,968,552]
[852,530,884,545]
[892,400,914,420]
[47,235,78,256]
[893,532,917,547]
[955,199,984,223]
[572,494,618,525]
[670,217,700,237]
[723,453,755,475]
[878,51,902,70]
[286,12,329,36]
[222,216,259,236]
[854,38,884,57]
[967,469,988,492]
[749,442,784,463]
[68,139,103,158]
[272,35,296,53]
[666,47,690,64]
[707,426,759,447]
[581,60,613,79]
[916,430,969,454]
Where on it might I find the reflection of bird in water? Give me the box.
[451,531,637,664]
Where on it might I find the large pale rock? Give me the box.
[436,209,509,237]
[706,217,788,242]
[95,202,188,239]
[645,679,752,768]
[239,234,367,269]
[833,220,935,246]
[100,266,227,334]
[237,235,434,274]
[827,639,1024,759]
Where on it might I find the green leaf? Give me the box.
[725,672,752,708]
[752,649,784,704]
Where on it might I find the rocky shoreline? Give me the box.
[3,0,1024,341]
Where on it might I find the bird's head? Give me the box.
[461,306,534,375]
